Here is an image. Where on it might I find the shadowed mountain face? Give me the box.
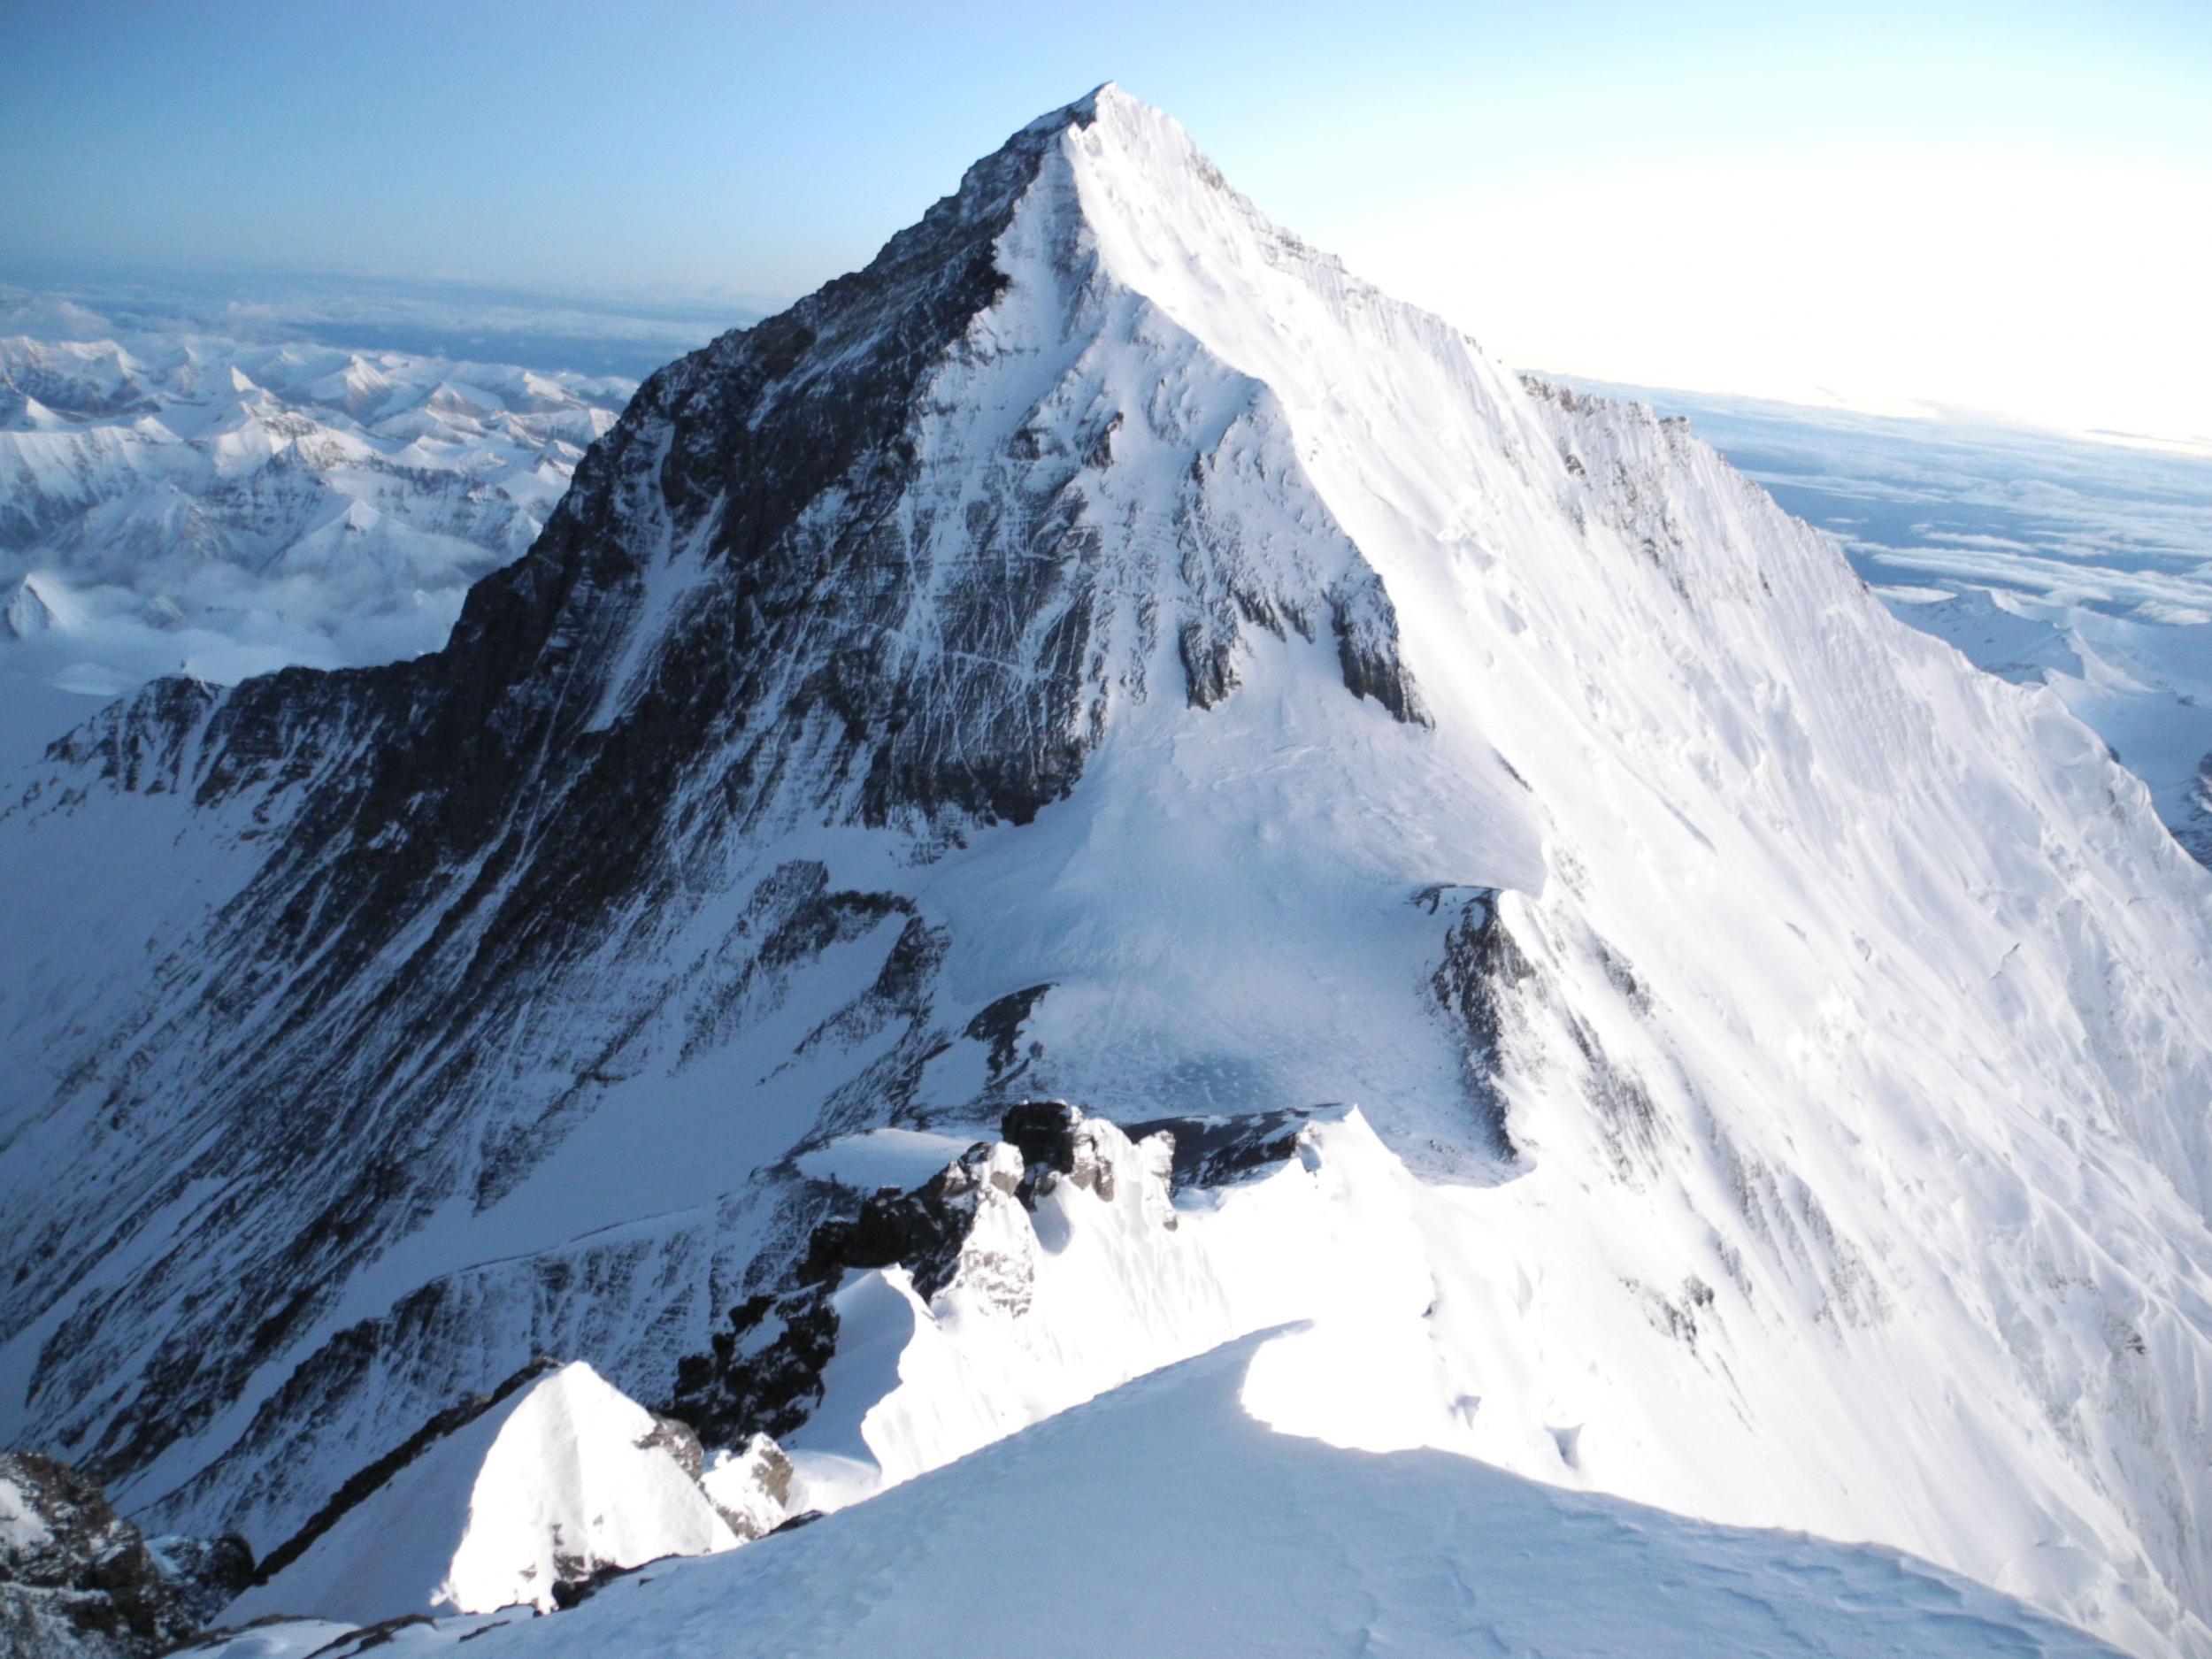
[4,88,2212,1659]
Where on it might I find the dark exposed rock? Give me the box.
[679,864,916,1068]
[1423,886,1528,1157]
[700,1435,794,1543]
[1332,587,1428,726]
[664,1134,1021,1449]
[144,1532,254,1629]
[1563,1010,1661,1177]
[999,1101,1082,1185]
[549,1563,633,1612]
[0,1450,196,1658]
[37,678,220,798]
[634,1415,707,1483]
[1124,1108,1317,1189]
[664,1286,841,1455]
[1179,616,1240,709]
[0,85,1440,1547]
[0,96,1118,1503]
[1594,935,1652,1014]
[663,1100,1182,1455]
[962,984,1051,1087]
[799,1170,979,1299]
[1628,1275,1718,1354]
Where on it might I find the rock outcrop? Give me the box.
[0,1450,211,1657]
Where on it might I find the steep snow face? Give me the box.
[2,84,2211,1659]
[184,1333,2131,1659]
[1600,387,2212,868]
[224,1362,733,1626]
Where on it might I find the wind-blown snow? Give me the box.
[1583,382,2212,863]
[702,1102,2212,1659]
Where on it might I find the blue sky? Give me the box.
[6,0,2208,437]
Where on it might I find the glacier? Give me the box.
[1,84,2209,1657]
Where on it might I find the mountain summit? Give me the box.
[4,89,2211,1655]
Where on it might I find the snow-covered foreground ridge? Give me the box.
[3,84,2211,1656]
[189,1333,2132,1659]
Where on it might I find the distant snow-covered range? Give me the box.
[0,288,636,704]
[1573,382,2212,862]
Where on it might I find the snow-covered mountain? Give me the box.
[1589,384,2212,866]
[4,85,2212,1657]
[187,1334,2133,1659]
[0,316,634,693]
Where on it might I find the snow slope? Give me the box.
[187,1333,2129,1659]
[224,1362,733,1626]
[3,84,2211,1659]
[1594,382,2212,864]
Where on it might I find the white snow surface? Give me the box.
[1586,381,2212,862]
[726,1103,2212,1659]
[7,85,2212,1659]
[790,1126,1000,1193]
[222,1362,734,1627]
[188,1332,2128,1659]
[0,1475,50,1552]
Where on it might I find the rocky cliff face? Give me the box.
[0,1450,245,1657]
[4,87,2212,1659]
